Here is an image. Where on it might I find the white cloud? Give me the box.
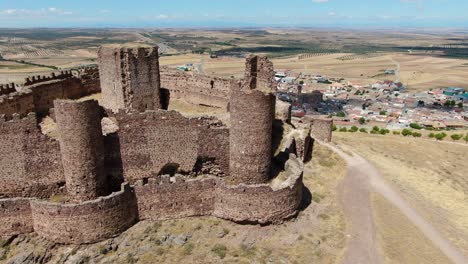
[0,7,73,17]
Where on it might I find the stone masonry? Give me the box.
[0,46,306,245]
[98,44,161,112]
[54,100,107,202]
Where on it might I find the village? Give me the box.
[273,69,468,132]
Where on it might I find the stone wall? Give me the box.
[29,78,83,115]
[114,110,228,182]
[0,113,64,199]
[160,67,232,109]
[0,198,33,237]
[0,69,101,118]
[98,45,161,112]
[30,183,138,244]
[134,177,216,221]
[24,71,73,86]
[214,156,303,224]
[304,116,333,142]
[198,127,230,175]
[0,91,34,118]
[0,83,17,96]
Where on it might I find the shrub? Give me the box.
[358,117,366,125]
[429,133,435,138]
[379,111,387,115]
[337,112,346,118]
[451,134,462,141]
[332,125,337,131]
[379,129,390,135]
[359,128,367,133]
[412,132,422,138]
[393,131,401,135]
[350,126,359,132]
[409,123,422,130]
[211,244,227,259]
[183,243,195,255]
[464,134,468,143]
[97,245,108,255]
[402,129,413,137]
[435,133,447,141]
[372,126,380,132]
[339,127,347,132]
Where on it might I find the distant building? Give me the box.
[443,87,465,96]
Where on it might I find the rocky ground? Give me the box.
[0,143,347,264]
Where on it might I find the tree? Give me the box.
[451,134,462,141]
[372,126,380,132]
[409,123,422,130]
[350,126,359,132]
[402,129,413,137]
[458,102,464,108]
[450,100,456,108]
[435,133,447,141]
[379,111,387,116]
[337,112,346,118]
[332,125,337,131]
[358,117,366,125]
[299,80,304,85]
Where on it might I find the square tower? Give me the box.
[98,44,161,113]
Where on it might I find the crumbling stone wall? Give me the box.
[304,116,333,142]
[198,127,230,175]
[73,66,101,95]
[114,111,228,182]
[30,183,138,245]
[160,67,232,108]
[29,78,83,115]
[0,113,64,199]
[134,177,216,221]
[0,91,34,118]
[0,198,33,237]
[98,45,161,112]
[55,100,107,201]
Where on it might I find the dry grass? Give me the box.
[334,132,468,255]
[372,192,451,264]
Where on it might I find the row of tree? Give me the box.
[333,125,468,143]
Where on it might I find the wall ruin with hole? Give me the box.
[114,110,228,182]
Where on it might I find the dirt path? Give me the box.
[326,143,468,264]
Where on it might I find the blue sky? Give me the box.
[0,0,466,28]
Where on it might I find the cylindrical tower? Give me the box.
[54,100,107,201]
[229,55,276,185]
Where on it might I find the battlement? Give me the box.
[24,70,73,86]
[0,48,307,245]
[0,83,18,96]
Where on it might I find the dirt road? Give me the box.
[327,143,468,264]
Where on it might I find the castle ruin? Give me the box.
[0,45,324,245]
